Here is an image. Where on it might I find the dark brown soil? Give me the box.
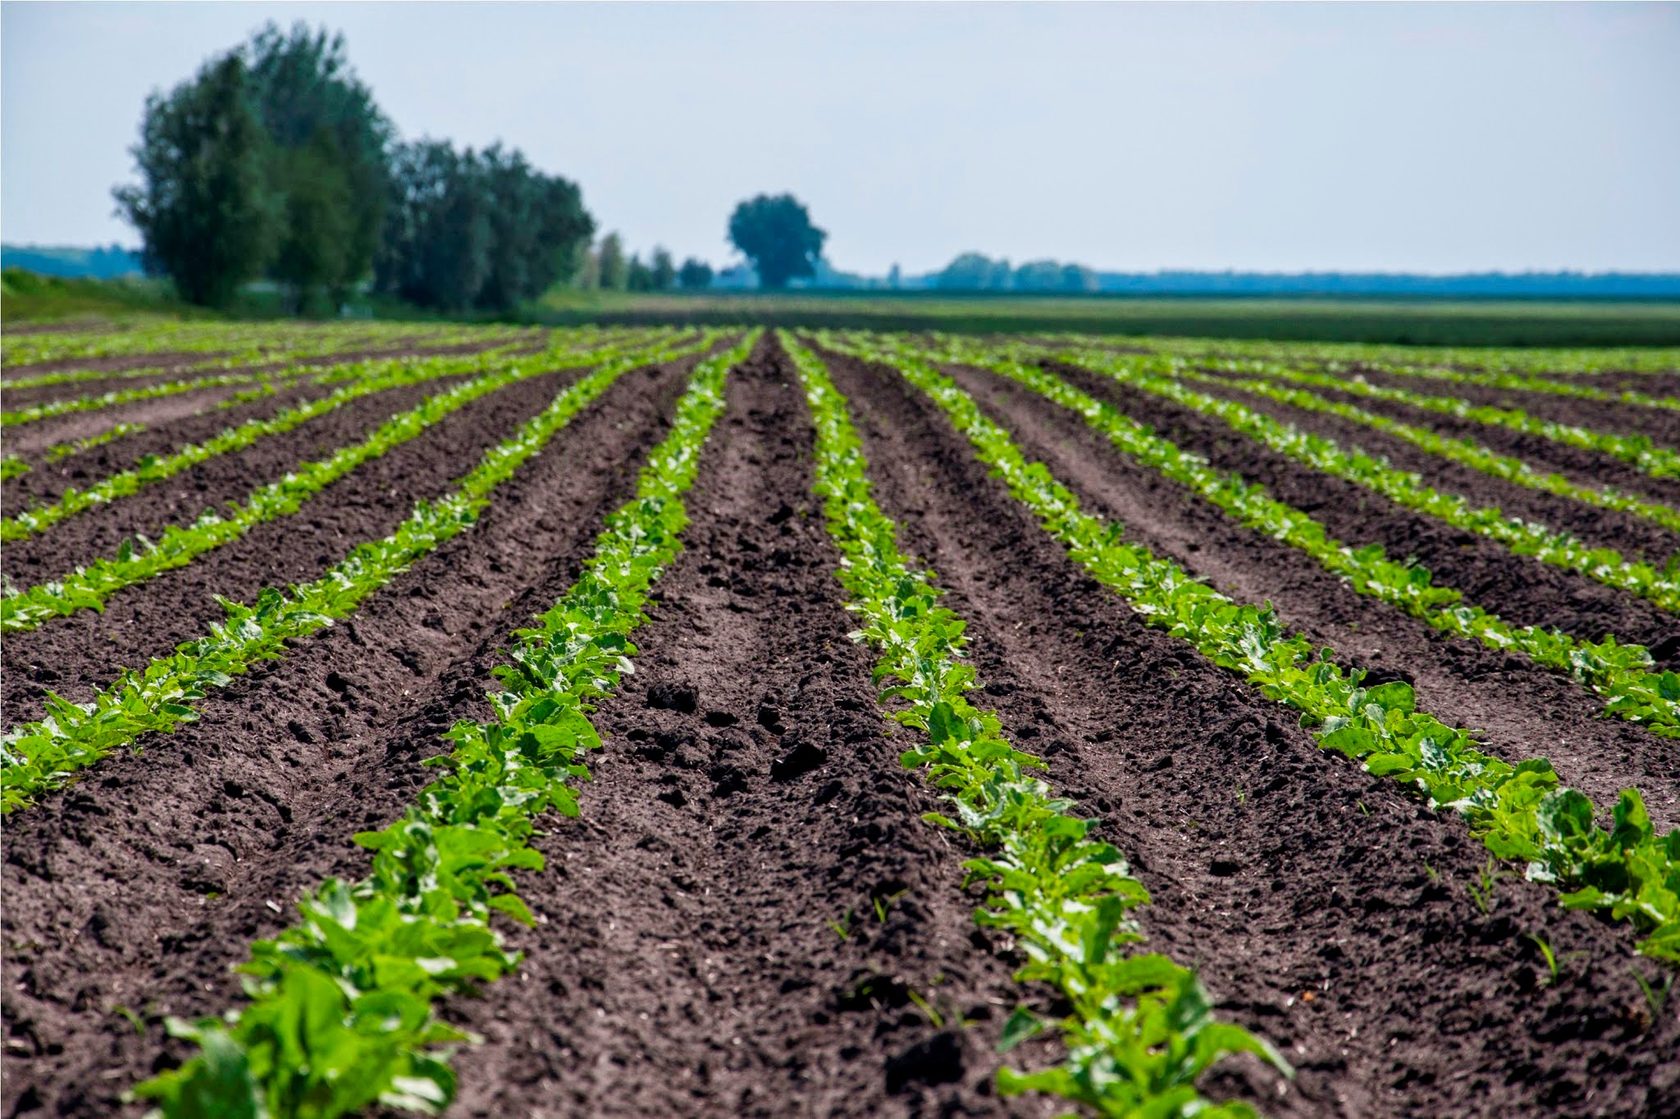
[1046,362,1680,657]
[2,366,577,725]
[445,337,1054,1118]
[809,340,1680,1119]
[1338,366,1680,448]
[1194,365,1680,511]
[0,349,700,1117]
[935,359,1679,828]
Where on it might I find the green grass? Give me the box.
[536,289,1680,347]
[0,269,203,324]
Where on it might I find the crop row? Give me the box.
[0,331,685,632]
[1027,342,1680,614]
[1215,360,1680,480]
[1,323,524,390]
[0,328,639,543]
[0,318,468,368]
[1130,334,1680,378]
[131,332,757,1117]
[825,330,1680,963]
[0,332,718,810]
[1142,358,1680,537]
[912,335,1679,737]
[786,334,1287,1116]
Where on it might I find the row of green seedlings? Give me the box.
[1,322,540,428]
[1214,360,1680,480]
[1,323,526,391]
[824,331,1680,965]
[1130,354,1680,537]
[785,334,1290,1117]
[0,327,643,542]
[910,335,1679,737]
[1132,334,1680,379]
[0,333,730,812]
[1309,356,1680,413]
[130,333,758,1117]
[1,318,448,368]
[0,331,688,632]
[1027,342,1680,615]
[1048,337,1680,534]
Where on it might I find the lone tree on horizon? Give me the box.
[727,193,826,289]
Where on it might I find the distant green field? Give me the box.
[536,290,1680,347]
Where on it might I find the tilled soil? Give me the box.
[1049,363,1680,658]
[3,331,1677,1119]
[445,338,1056,1118]
[1,366,585,725]
[1192,365,1680,512]
[0,350,699,1117]
[811,340,1680,1119]
[937,359,1679,828]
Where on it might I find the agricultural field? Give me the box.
[1,318,1678,1118]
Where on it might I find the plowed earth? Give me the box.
[2,331,1677,1119]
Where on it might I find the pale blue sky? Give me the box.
[4,2,1678,274]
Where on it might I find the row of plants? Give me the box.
[911,335,1679,737]
[0,332,699,632]
[1311,357,1680,413]
[1144,358,1680,537]
[0,317,442,368]
[785,333,1289,1117]
[1131,334,1680,378]
[1,322,523,390]
[825,331,1680,964]
[2,422,148,481]
[1029,343,1680,615]
[1213,360,1680,480]
[0,332,732,813]
[2,364,336,427]
[129,331,758,1117]
[0,328,645,542]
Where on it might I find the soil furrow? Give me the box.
[1048,363,1680,658]
[1340,367,1680,446]
[1,366,576,725]
[812,341,1680,1119]
[1184,371,1680,550]
[0,374,477,581]
[444,338,1053,1119]
[1193,366,1680,510]
[940,359,1678,827]
[2,383,282,458]
[0,351,698,1119]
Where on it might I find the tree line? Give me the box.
[114,24,833,313]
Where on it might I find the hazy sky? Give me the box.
[4,2,1678,274]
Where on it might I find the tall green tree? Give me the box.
[113,54,276,309]
[727,194,826,289]
[244,23,392,310]
[678,258,713,290]
[598,232,628,291]
[650,247,676,291]
[374,140,490,312]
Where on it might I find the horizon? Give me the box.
[4,3,1679,275]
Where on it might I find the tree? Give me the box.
[727,193,826,289]
[113,53,275,308]
[598,233,628,291]
[374,140,490,312]
[650,247,676,291]
[678,258,713,290]
[244,23,392,310]
[626,254,654,292]
[936,253,1012,291]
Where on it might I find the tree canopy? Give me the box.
[113,54,275,309]
[727,194,826,290]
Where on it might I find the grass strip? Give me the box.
[785,333,1289,1117]
[0,329,635,543]
[1033,343,1680,615]
[826,332,1680,965]
[0,332,722,812]
[0,333,679,632]
[128,332,758,1118]
[1223,361,1680,479]
[920,337,1680,737]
